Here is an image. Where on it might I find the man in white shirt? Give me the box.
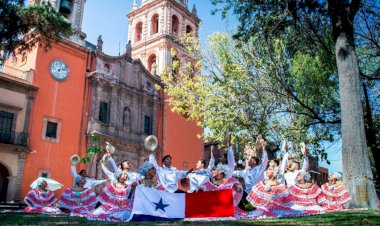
[100,148,141,184]
[149,154,190,193]
[281,142,309,186]
[233,138,268,193]
[187,148,216,192]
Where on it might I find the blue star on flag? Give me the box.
[153,197,169,212]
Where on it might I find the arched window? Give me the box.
[148,54,157,75]
[171,15,179,35]
[135,21,143,42]
[151,14,159,34]
[123,107,131,126]
[186,25,193,34]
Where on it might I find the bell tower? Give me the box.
[127,0,200,75]
[29,0,87,45]
[127,0,203,172]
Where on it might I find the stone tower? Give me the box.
[127,0,203,171]
[127,0,200,75]
[29,0,87,45]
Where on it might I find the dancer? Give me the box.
[58,176,98,216]
[149,154,190,193]
[107,156,141,184]
[88,171,136,222]
[187,147,215,192]
[281,142,309,186]
[321,172,351,211]
[246,169,295,217]
[24,178,61,214]
[233,138,268,193]
[70,166,107,189]
[285,171,326,214]
[138,161,161,188]
[198,164,244,216]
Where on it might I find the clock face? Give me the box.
[50,60,69,81]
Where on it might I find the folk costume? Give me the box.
[321,172,351,211]
[58,176,98,216]
[24,178,61,214]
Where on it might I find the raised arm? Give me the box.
[108,156,118,173]
[300,142,309,172]
[71,165,78,178]
[259,139,269,171]
[207,147,215,171]
[280,152,290,175]
[227,146,235,172]
[149,154,159,169]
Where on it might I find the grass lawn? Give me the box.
[0,210,379,225]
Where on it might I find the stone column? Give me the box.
[110,84,120,129]
[6,176,17,202]
[23,95,34,134]
[15,151,27,201]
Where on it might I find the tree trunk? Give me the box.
[329,0,379,209]
[363,83,380,197]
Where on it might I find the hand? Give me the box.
[281,139,288,152]
[228,133,232,146]
[210,145,214,158]
[260,138,266,149]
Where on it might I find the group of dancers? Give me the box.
[23,137,351,221]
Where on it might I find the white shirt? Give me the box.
[187,158,215,192]
[107,156,142,185]
[223,146,235,178]
[281,152,309,186]
[149,154,187,193]
[70,165,107,189]
[233,150,268,193]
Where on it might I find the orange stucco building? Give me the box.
[5,39,90,198]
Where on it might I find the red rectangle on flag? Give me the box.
[185,189,235,218]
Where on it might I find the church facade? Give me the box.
[0,0,203,200]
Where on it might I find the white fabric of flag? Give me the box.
[130,186,185,219]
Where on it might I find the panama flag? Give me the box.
[130,186,186,220]
[129,186,235,221]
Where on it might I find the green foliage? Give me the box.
[80,135,104,164]
[160,31,339,162]
[0,0,72,60]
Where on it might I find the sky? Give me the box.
[82,0,234,56]
[81,0,342,174]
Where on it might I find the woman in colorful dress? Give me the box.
[24,178,61,214]
[285,171,326,214]
[246,169,294,217]
[321,172,351,211]
[58,176,98,216]
[198,164,244,216]
[88,171,136,222]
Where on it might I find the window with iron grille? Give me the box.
[0,110,14,143]
[144,116,152,135]
[99,101,110,124]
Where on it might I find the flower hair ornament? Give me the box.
[74,176,84,185]
[216,163,230,176]
[139,161,154,178]
[331,172,343,181]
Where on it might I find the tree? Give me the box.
[210,0,378,208]
[160,31,340,163]
[0,0,71,61]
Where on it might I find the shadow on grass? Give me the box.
[0,210,379,225]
